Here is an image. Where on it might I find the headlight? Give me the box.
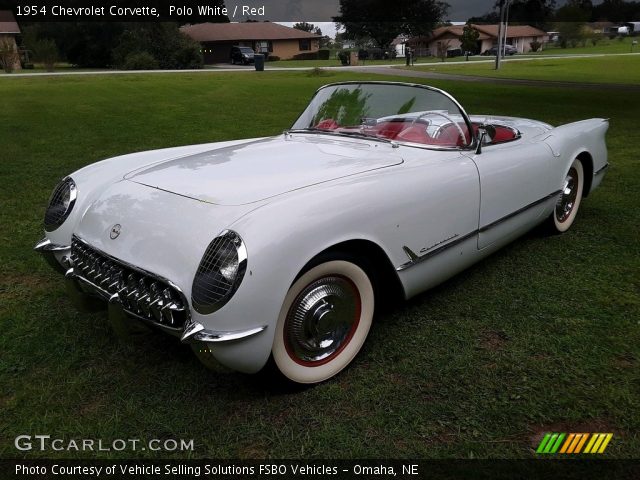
[191,230,247,315]
[44,177,77,232]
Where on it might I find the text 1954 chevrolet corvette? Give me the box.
[35,82,608,384]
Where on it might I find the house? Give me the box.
[0,10,21,71]
[587,21,616,34]
[391,35,409,58]
[181,22,321,63]
[409,24,548,57]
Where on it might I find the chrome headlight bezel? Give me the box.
[191,230,248,315]
[44,176,77,232]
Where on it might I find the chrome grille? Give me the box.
[70,237,187,330]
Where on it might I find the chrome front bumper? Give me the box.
[35,236,267,345]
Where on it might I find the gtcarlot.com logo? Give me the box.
[14,435,194,452]
[536,432,613,455]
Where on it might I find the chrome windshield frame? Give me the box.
[290,81,478,152]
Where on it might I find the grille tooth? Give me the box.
[69,237,187,329]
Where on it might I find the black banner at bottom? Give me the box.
[3,459,640,480]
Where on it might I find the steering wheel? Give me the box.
[408,111,468,146]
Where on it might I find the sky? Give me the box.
[270,1,583,39]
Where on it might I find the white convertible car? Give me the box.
[35,82,609,384]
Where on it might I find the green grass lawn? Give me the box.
[403,54,640,84]
[538,36,640,56]
[246,57,410,68]
[1,70,639,460]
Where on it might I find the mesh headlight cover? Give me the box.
[192,230,247,315]
[44,177,77,231]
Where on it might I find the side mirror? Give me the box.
[475,124,496,155]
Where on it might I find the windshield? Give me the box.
[291,83,473,149]
[240,48,254,54]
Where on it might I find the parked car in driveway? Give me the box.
[35,82,609,384]
[483,44,518,56]
[230,46,255,65]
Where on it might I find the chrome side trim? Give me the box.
[396,190,562,271]
[180,318,267,344]
[397,231,477,272]
[478,190,562,233]
[594,163,610,176]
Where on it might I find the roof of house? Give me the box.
[429,25,492,42]
[390,34,409,46]
[0,10,20,34]
[473,24,548,39]
[410,24,547,45]
[181,22,321,42]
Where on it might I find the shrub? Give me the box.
[366,48,387,60]
[337,51,350,65]
[122,51,159,70]
[318,49,330,60]
[173,41,203,69]
[0,37,18,73]
[266,55,280,61]
[307,67,329,77]
[113,23,203,70]
[33,38,58,71]
[292,51,319,60]
[529,40,542,52]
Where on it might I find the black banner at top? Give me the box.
[4,0,345,22]
[0,1,635,24]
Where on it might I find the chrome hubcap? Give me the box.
[556,167,578,223]
[285,276,360,365]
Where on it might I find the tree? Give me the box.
[0,37,19,73]
[32,38,58,71]
[555,2,591,47]
[460,23,480,59]
[436,39,451,62]
[468,12,501,24]
[334,0,449,49]
[16,0,228,67]
[501,0,557,30]
[112,23,203,70]
[592,0,640,22]
[471,0,556,30]
[293,22,323,36]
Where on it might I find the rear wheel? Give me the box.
[550,158,584,233]
[272,258,374,384]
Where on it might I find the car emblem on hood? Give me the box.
[110,224,121,240]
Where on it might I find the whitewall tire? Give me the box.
[272,260,374,384]
[552,158,584,233]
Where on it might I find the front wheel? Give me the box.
[549,158,584,233]
[272,259,374,384]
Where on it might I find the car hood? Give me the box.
[124,135,404,206]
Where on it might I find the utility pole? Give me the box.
[502,0,511,57]
[495,0,506,70]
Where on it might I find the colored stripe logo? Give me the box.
[536,433,613,454]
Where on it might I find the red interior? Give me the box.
[313,119,518,147]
